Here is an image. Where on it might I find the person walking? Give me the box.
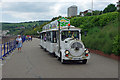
[16,35,23,52]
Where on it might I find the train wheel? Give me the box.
[57,56,60,61]
[82,59,87,64]
[40,45,43,49]
[44,48,47,52]
[53,53,57,57]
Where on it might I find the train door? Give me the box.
[55,31,60,57]
[48,31,57,53]
[46,31,51,51]
[42,32,47,49]
[41,32,44,48]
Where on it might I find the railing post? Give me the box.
[9,41,11,53]
[3,43,6,57]
[10,41,12,52]
[7,42,9,55]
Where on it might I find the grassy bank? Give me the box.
[70,12,119,55]
[82,19,119,55]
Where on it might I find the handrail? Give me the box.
[0,36,26,60]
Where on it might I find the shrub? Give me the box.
[112,35,120,56]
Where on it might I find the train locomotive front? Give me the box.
[57,28,90,64]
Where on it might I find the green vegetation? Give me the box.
[70,12,119,55]
[70,12,118,30]
[2,21,49,35]
[24,16,63,35]
[24,22,50,35]
[103,4,117,13]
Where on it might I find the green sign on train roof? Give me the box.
[57,17,70,27]
[42,17,70,30]
[58,17,70,22]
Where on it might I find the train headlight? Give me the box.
[65,50,70,57]
[85,50,89,53]
[65,50,70,54]
[84,49,89,57]
[85,49,89,53]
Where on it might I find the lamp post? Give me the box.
[117,1,120,12]
[91,0,93,16]
[58,21,60,53]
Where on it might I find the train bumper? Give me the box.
[63,54,90,61]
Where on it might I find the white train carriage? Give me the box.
[40,17,90,64]
[40,30,46,49]
[40,29,57,54]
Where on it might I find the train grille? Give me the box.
[71,42,83,49]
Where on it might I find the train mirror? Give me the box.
[65,41,68,43]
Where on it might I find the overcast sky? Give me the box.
[0,0,118,23]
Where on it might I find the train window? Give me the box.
[42,33,44,40]
[61,31,79,41]
[43,32,46,41]
[40,33,43,39]
[52,31,57,43]
[50,32,53,42]
[47,32,51,41]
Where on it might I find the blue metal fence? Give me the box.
[0,35,26,60]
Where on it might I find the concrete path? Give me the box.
[2,38,118,78]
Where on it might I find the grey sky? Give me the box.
[0,0,118,23]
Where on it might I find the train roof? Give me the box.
[40,26,81,33]
[61,26,81,30]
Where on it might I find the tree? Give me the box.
[85,12,92,16]
[103,4,117,13]
[93,10,102,15]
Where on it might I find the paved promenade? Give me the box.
[2,38,118,78]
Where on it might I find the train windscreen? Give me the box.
[61,31,79,41]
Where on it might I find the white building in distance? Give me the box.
[67,5,77,17]
[117,1,120,10]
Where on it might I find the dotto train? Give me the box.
[39,17,90,64]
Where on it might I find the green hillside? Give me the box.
[82,18,119,55]
[70,12,119,55]
[2,20,49,35]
